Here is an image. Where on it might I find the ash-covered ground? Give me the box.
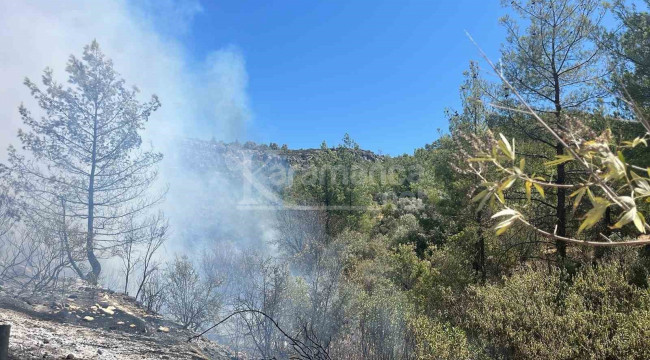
[0,280,238,360]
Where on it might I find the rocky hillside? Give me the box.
[179,138,383,172]
[0,281,237,360]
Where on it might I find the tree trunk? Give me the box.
[595,207,612,260]
[124,266,130,295]
[473,107,486,282]
[476,210,486,283]
[556,143,567,259]
[87,108,101,284]
[61,198,86,280]
[553,61,567,260]
[0,324,9,360]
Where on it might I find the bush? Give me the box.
[410,315,473,360]
[331,282,414,360]
[164,256,221,330]
[466,263,650,360]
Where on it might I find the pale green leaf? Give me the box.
[477,191,491,212]
[495,219,514,235]
[634,211,646,233]
[544,155,573,167]
[471,189,489,203]
[570,187,586,213]
[612,208,636,230]
[499,175,517,191]
[491,208,519,218]
[496,189,505,204]
[498,133,514,160]
[532,183,545,199]
[577,197,610,234]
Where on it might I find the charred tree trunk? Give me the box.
[61,198,86,280]
[0,324,10,360]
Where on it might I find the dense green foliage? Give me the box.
[274,1,650,358]
[467,262,650,359]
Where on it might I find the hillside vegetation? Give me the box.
[3,0,650,359]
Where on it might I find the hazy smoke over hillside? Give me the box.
[0,0,269,265]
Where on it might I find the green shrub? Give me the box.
[466,263,650,359]
[410,315,473,360]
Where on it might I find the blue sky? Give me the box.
[149,1,508,155]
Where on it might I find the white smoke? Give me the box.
[199,47,252,141]
[0,0,250,155]
[0,1,262,272]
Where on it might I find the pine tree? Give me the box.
[9,41,163,283]
[499,0,606,258]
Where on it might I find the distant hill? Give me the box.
[177,138,384,171]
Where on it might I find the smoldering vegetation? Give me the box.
[0,40,422,357]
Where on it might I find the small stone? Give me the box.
[43,338,49,344]
[129,324,136,328]
[83,316,94,321]
[97,349,103,355]
[99,306,115,315]
[157,326,169,333]
[116,321,125,325]
[66,354,75,359]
